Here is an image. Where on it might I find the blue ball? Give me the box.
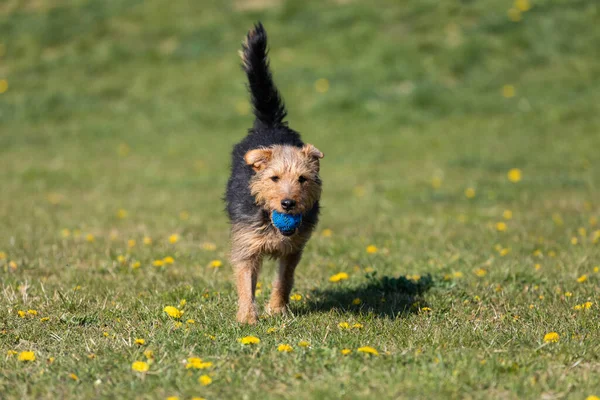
[271,210,302,235]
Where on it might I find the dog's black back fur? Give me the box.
[225,23,319,229]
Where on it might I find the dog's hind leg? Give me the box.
[268,252,302,315]
[234,256,262,324]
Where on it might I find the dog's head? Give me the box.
[245,144,323,215]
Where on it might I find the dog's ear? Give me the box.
[244,148,273,171]
[302,144,324,160]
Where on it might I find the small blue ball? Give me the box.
[271,211,302,235]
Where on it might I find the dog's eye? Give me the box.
[270,176,280,182]
[298,176,307,184]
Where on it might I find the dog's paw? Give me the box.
[266,302,288,316]
[237,307,258,325]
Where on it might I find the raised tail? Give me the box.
[240,22,287,127]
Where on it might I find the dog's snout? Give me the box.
[281,199,296,210]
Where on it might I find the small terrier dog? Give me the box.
[225,23,324,324]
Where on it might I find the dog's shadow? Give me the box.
[299,273,434,318]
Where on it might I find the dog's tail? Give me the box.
[240,22,287,127]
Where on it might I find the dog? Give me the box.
[225,23,324,324]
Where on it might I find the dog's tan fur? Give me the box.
[231,144,323,323]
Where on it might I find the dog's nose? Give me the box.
[281,199,296,210]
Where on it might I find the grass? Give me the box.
[1,0,600,398]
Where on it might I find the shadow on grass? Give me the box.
[301,273,434,318]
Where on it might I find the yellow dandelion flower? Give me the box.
[338,322,350,329]
[543,332,559,343]
[117,255,127,264]
[503,210,513,220]
[18,351,35,361]
[298,340,310,347]
[103,332,109,337]
[191,397,207,400]
[127,239,136,248]
[60,229,71,238]
[515,0,531,12]
[179,299,186,307]
[594,266,599,273]
[186,319,195,324]
[117,209,128,219]
[499,248,510,256]
[143,237,152,245]
[7,350,18,356]
[352,298,362,305]
[352,323,364,329]
[453,271,464,278]
[366,245,378,254]
[464,187,476,198]
[431,176,442,189]
[0,79,8,94]
[163,256,175,265]
[166,397,179,400]
[364,266,375,273]
[8,260,17,270]
[341,349,352,355]
[496,222,507,232]
[549,250,557,257]
[27,309,37,316]
[85,234,95,243]
[40,317,50,322]
[186,357,213,369]
[584,301,593,309]
[277,344,293,353]
[202,242,216,251]
[577,274,588,283]
[564,291,572,297]
[290,293,302,301]
[474,268,487,277]
[239,336,260,345]
[357,346,379,356]
[209,260,222,268]
[131,261,141,269]
[168,234,179,244]
[199,374,212,386]
[134,338,145,345]
[132,361,149,372]
[534,264,541,271]
[507,168,522,182]
[163,306,183,319]
[69,373,79,381]
[315,78,330,93]
[329,272,349,282]
[143,350,154,359]
[420,307,432,312]
[321,228,333,237]
[571,237,578,245]
[153,259,165,267]
[18,310,26,318]
[266,327,277,334]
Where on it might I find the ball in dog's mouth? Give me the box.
[271,210,302,236]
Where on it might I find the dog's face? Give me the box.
[245,144,323,215]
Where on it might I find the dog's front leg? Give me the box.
[268,252,301,315]
[234,256,262,324]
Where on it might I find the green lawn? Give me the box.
[1,0,600,398]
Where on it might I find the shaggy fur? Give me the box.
[225,23,324,324]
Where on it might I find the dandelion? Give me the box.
[338,322,350,330]
[586,396,600,400]
[186,319,195,324]
[186,357,213,369]
[163,256,175,265]
[577,274,588,283]
[464,187,476,199]
[209,260,222,268]
[543,332,560,343]
[40,317,50,322]
[18,351,35,361]
[298,340,310,348]
[134,338,145,345]
[420,307,432,312]
[321,228,332,237]
[117,255,127,264]
[166,397,179,400]
[128,239,136,248]
[17,310,26,318]
[499,248,510,256]
[168,234,179,244]
[453,271,464,278]
[117,209,128,219]
[0,79,8,94]
[7,350,18,356]
[341,349,352,355]
[515,0,531,12]
[131,261,141,269]
[69,373,79,381]
[474,268,487,277]
[266,327,277,334]
[315,78,330,93]
[201,242,216,251]
[352,323,364,329]
[584,301,593,309]
[431,176,442,189]
[366,245,378,254]
[503,210,513,220]
[61,229,71,238]
[239,336,260,345]
[27,309,37,316]
[144,350,154,359]
[357,346,379,356]
[290,293,302,301]
[564,291,572,297]
[153,259,165,267]
[179,299,186,307]
[277,344,293,353]
[132,361,149,372]
[595,266,599,273]
[163,306,183,319]
[571,237,578,245]
[329,272,349,282]
[496,222,507,232]
[103,332,109,337]
[85,234,95,243]
[352,298,362,305]
[143,237,152,245]
[8,260,17,270]
[199,375,212,386]
[534,264,541,271]
[507,168,522,182]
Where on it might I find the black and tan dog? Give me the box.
[225,23,324,324]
